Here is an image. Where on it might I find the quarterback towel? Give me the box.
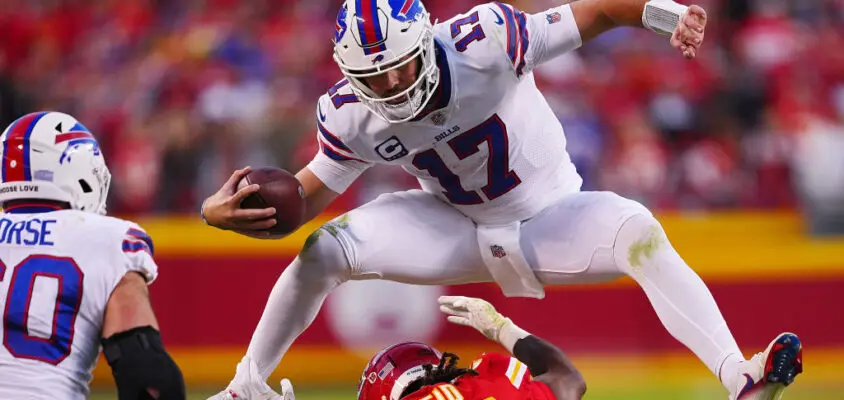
[476,221,545,298]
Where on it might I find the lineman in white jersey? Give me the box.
[203,1,802,399]
[0,111,185,399]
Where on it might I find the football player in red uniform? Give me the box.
[358,296,586,400]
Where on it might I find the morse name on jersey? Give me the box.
[0,216,56,246]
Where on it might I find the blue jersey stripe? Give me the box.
[494,3,519,67]
[320,138,364,162]
[515,10,530,76]
[317,122,353,152]
[126,228,155,256]
[122,240,152,256]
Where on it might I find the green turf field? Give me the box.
[88,383,836,399]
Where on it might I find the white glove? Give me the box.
[438,296,514,342]
[207,356,295,400]
[438,296,531,352]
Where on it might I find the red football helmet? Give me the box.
[357,342,442,400]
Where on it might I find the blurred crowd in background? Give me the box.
[1,0,843,232]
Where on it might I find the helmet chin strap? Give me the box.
[390,365,428,400]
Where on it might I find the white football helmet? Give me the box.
[0,111,111,214]
[333,0,439,123]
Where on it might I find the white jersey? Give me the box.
[0,209,157,399]
[308,2,584,224]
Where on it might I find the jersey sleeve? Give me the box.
[305,94,372,194]
[119,223,158,284]
[471,352,532,389]
[478,2,582,77]
[469,353,556,400]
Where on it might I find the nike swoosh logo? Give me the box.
[318,103,327,122]
[490,8,504,25]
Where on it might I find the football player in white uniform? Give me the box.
[0,112,185,399]
[202,1,802,399]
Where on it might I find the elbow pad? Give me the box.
[513,335,551,376]
[101,326,186,400]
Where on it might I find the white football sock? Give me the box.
[242,232,350,380]
[613,214,744,390]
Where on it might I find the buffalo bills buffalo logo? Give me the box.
[387,0,425,22]
[335,5,349,43]
[55,130,100,164]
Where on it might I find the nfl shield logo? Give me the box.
[546,12,561,24]
[431,112,445,125]
[490,245,506,258]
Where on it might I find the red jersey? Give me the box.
[402,353,555,400]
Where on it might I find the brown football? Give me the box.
[237,167,306,238]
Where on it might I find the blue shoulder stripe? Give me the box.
[125,228,154,256]
[494,3,519,67]
[317,122,353,152]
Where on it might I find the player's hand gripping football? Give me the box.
[201,166,277,236]
[671,5,707,59]
[438,296,514,344]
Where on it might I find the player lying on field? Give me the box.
[359,296,586,400]
[214,296,584,400]
[0,112,185,400]
[202,0,803,398]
